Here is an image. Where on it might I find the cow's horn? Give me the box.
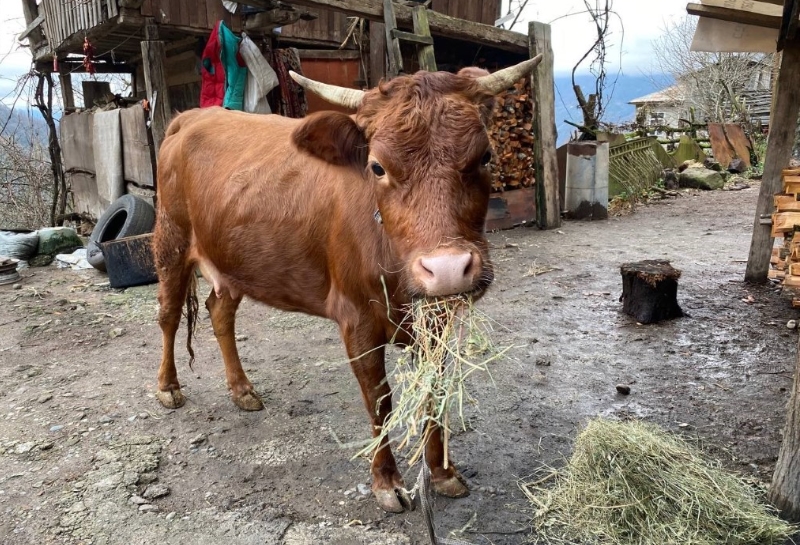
[289,71,365,110]
[475,54,544,95]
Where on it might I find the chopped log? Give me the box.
[620,260,684,324]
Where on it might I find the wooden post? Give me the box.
[20,0,44,50]
[383,0,404,77]
[745,39,800,283]
[140,18,172,157]
[770,333,800,521]
[411,6,436,72]
[58,72,74,111]
[528,21,560,230]
[369,21,386,87]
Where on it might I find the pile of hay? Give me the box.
[522,419,795,545]
[360,296,508,466]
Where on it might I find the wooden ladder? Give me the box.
[382,0,437,77]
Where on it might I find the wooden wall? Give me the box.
[278,9,351,47]
[298,51,362,113]
[431,0,501,26]
[139,0,240,31]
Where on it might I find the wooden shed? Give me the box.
[17,0,560,230]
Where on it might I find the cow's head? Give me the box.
[290,57,542,299]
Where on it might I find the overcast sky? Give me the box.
[0,0,689,105]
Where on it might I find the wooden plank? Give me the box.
[20,0,45,48]
[140,18,173,157]
[297,49,362,59]
[141,0,154,17]
[772,212,800,237]
[120,103,156,189]
[724,123,752,169]
[383,0,404,77]
[391,29,433,45]
[708,123,733,169]
[189,0,208,28]
[369,21,386,86]
[18,14,45,42]
[784,176,800,195]
[485,186,536,231]
[768,268,786,280]
[746,39,800,283]
[775,194,800,212]
[529,21,560,230]
[238,0,529,54]
[412,5,437,72]
[110,0,118,17]
[686,2,781,30]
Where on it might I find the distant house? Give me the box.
[629,59,773,129]
[629,85,688,128]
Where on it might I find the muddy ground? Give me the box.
[1,184,798,545]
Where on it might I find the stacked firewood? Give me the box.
[768,167,800,306]
[487,78,535,192]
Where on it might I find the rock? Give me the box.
[99,415,114,424]
[49,425,64,432]
[129,495,148,505]
[12,283,21,290]
[663,169,679,190]
[138,412,149,420]
[139,504,159,513]
[787,320,797,330]
[143,484,170,499]
[356,483,370,497]
[138,472,158,485]
[678,167,725,190]
[235,334,248,341]
[703,158,722,171]
[616,384,631,395]
[39,441,54,451]
[189,433,207,446]
[38,393,53,403]
[728,158,746,173]
[109,327,125,339]
[14,442,35,454]
[165,511,177,521]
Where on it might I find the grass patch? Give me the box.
[522,419,795,545]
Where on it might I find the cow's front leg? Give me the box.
[425,423,469,498]
[342,322,413,513]
[206,290,264,411]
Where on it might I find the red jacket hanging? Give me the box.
[200,23,225,108]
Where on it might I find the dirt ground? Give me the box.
[1,184,798,545]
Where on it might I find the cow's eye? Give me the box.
[370,162,386,177]
[480,151,492,166]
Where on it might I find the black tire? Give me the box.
[88,195,156,272]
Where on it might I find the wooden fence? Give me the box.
[609,137,665,197]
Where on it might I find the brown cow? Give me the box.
[153,56,542,513]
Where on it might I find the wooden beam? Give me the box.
[140,18,172,157]
[36,61,135,74]
[266,0,528,53]
[369,21,386,86]
[412,6,436,72]
[20,0,44,49]
[383,0,404,77]
[296,49,361,59]
[779,0,800,49]
[686,2,781,29]
[18,14,45,42]
[58,72,74,110]
[390,29,433,45]
[745,39,800,283]
[529,21,560,230]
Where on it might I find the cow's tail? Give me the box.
[184,272,199,370]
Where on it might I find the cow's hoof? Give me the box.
[432,470,470,498]
[156,388,185,409]
[233,391,264,411]
[373,486,415,513]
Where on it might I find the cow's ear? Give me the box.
[292,111,367,168]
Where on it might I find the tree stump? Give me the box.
[769,334,800,522]
[620,260,684,324]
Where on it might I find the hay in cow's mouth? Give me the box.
[359,296,510,467]
[521,418,796,545]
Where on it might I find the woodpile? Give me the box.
[487,78,535,192]
[768,168,800,307]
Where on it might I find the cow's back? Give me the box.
[156,108,381,318]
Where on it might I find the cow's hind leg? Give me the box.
[205,290,264,411]
[342,322,413,513]
[425,424,469,498]
[155,261,194,409]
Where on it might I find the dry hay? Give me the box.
[360,296,509,466]
[522,419,795,545]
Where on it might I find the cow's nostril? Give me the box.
[415,251,477,296]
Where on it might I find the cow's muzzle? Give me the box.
[411,248,487,297]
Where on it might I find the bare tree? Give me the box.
[651,16,772,124]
